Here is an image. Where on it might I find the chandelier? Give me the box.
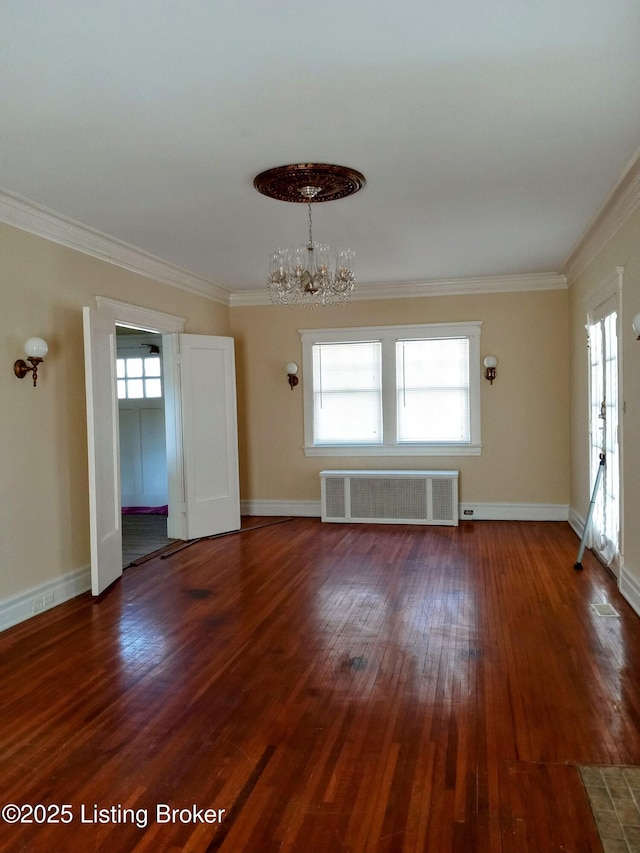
[254,163,365,306]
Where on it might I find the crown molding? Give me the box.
[0,184,571,309]
[229,272,567,307]
[0,186,232,306]
[562,148,640,284]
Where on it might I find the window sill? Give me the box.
[303,443,482,458]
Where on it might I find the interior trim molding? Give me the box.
[568,506,586,540]
[620,566,640,619]
[241,500,321,517]
[0,186,231,306]
[242,499,569,522]
[562,149,640,284]
[0,566,91,634]
[230,272,568,307]
[95,296,186,332]
[303,444,482,458]
[0,184,570,309]
[459,502,569,522]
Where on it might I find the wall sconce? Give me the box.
[484,355,498,384]
[633,314,640,340]
[286,362,299,390]
[14,337,49,387]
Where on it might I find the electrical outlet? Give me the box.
[463,509,474,516]
[32,595,46,613]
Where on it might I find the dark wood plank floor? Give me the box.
[1,518,638,852]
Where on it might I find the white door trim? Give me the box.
[85,298,186,594]
[96,297,186,333]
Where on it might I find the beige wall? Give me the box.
[230,288,570,506]
[1,223,229,601]
[7,200,637,618]
[568,208,640,583]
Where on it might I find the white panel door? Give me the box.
[119,402,168,507]
[83,306,123,595]
[117,338,168,508]
[179,334,240,539]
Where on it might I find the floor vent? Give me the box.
[590,603,620,618]
[320,469,459,526]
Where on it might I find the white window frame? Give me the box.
[300,322,482,457]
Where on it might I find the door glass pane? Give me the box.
[126,358,143,378]
[144,357,161,377]
[588,310,619,567]
[127,378,144,398]
[145,378,162,398]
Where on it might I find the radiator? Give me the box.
[320,470,459,526]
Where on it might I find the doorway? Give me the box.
[116,327,176,566]
[587,292,621,576]
[84,297,241,595]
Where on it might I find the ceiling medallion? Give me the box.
[254,163,365,306]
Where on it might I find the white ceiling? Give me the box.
[2,1,639,297]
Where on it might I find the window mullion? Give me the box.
[381,336,397,445]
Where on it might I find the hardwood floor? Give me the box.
[1,518,638,852]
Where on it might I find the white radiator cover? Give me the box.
[320,470,459,526]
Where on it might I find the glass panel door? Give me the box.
[587,298,620,574]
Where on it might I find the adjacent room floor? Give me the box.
[1,518,638,852]
[121,513,177,567]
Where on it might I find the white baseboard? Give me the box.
[241,499,321,517]
[459,502,569,521]
[620,566,640,618]
[0,566,91,633]
[242,499,569,522]
[568,506,586,539]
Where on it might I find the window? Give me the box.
[313,341,382,444]
[300,322,481,456]
[396,337,470,443]
[117,356,163,399]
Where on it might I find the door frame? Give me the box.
[585,267,624,576]
[116,331,168,509]
[91,297,186,583]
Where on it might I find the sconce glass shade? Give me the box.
[633,314,640,339]
[24,337,48,359]
[484,355,498,369]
